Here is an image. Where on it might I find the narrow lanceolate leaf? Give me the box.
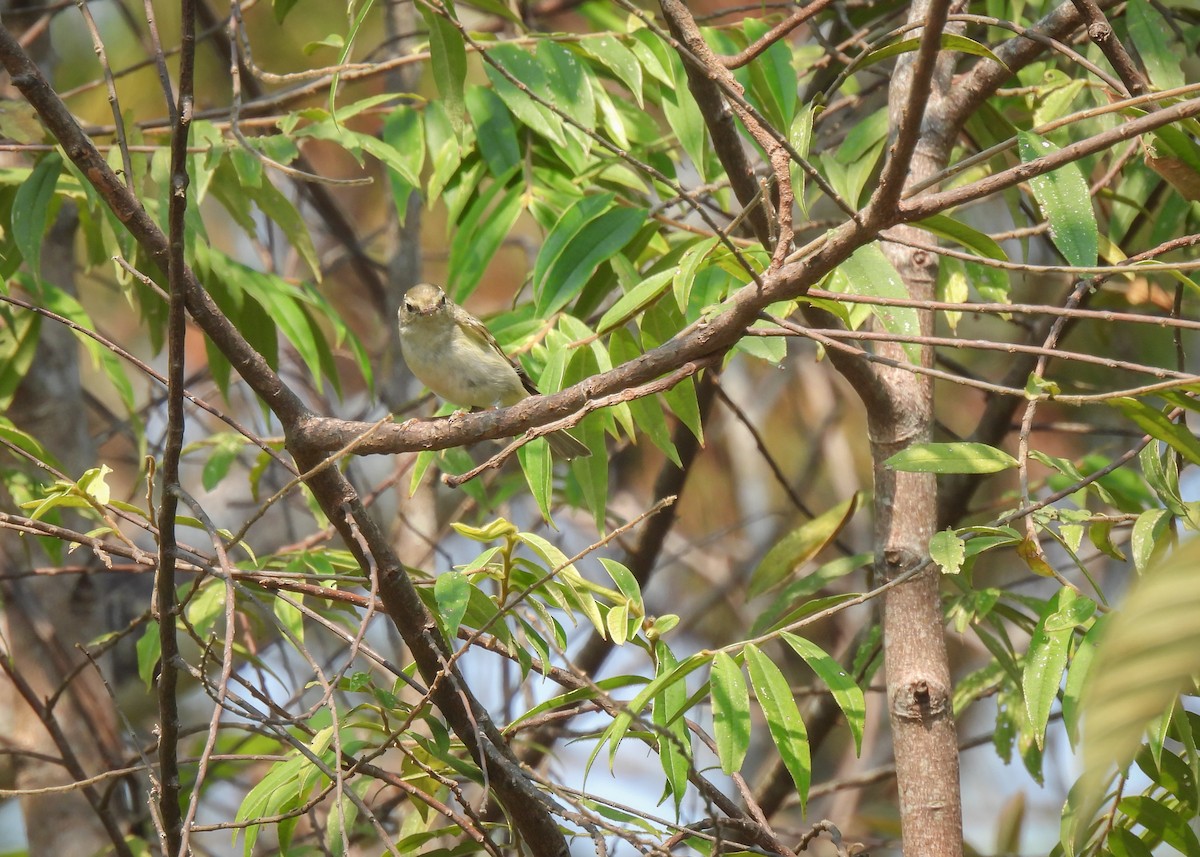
[596,270,673,334]
[748,493,860,597]
[537,41,595,134]
[534,200,646,315]
[652,642,691,813]
[12,151,63,288]
[447,172,523,298]
[433,571,470,638]
[885,441,1018,474]
[745,644,810,813]
[1117,796,1200,856]
[465,86,519,178]
[418,2,467,132]
[914,214,1008,262]
[849,33,1008,75]
[1062,615,1106,749]
[383,106,424,224]
[485,44,565,146]
[1126,0,1184,90]
[1017,131,1098,268]
[1081,539,1200,806]
[780,632,866,754]
[1023,588,1093,750]
[832,242,922,363]
[1111,397,1200,467]
[710,651,751,775]
[579,34,644,107]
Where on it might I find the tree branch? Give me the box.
[866,0,954,220]
[900,96,1200,218]
[154,0,196,847]
[720,0,837,69]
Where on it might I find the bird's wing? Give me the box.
[458,309,540,396]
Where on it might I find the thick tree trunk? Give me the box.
[873,1,965,853]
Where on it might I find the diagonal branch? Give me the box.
[1068,0,1146,96]
[659,0,795,264]
[901,96,1200,218]
[720,0,838,69]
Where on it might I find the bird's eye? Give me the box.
[404,300,415,313]
[436,294,446,309]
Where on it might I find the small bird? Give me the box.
[397,283,591,459]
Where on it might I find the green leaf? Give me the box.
[1118,796,1200,856]
[849,33,1008,75]
[465,86,519,178]
[240,175,322,280]
[599,557,643,614]
[710,652,750,775]
[538,41,595,133]
[1112,397,1200,466]
[1144,124,1200,202]
[748,494,860,597]
[274,593,305,645]
[1062,615,1104,748]
[745,644,810,812]
[0,418,61,471]
[930,529,966,574]
[662,54,708,182]
[458,0,522,21]
[273,0,301,23]
[606,603,629,645]
[534,199,646,315]
[607,330,677,462]
[1126,0,1184,90]
[424,102,464,203]
[1023,588,1088,749]
[419,1,467,133]
[601,652,710,768]
[749,554,870,636]
[485,44,565,146]
[0,311,41,412]
[831,241,922,362]
[673,236,719,311]
[12,151,62,288]
[447,172,523,298]
[382,106,425,224]
[741,16,797,130]
[914,213,1008,261]
[136,623,161,691]
[1131,508,1171,574]
[579,34,643,107]
[229,266,334,391]
[1107,827,1156,857]
[517,532,605,635]
[517,439,553,523]
[1034,76,1086,126]
[780,632,866,754]
[627,28,673,86]
[596,269,673,335]
[201,433,246,491]
[886,441,1018,474]
[652,642,691,812]
[434,571,471,638]
[1017,131,1098,268]
[1082,539,1200,806]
